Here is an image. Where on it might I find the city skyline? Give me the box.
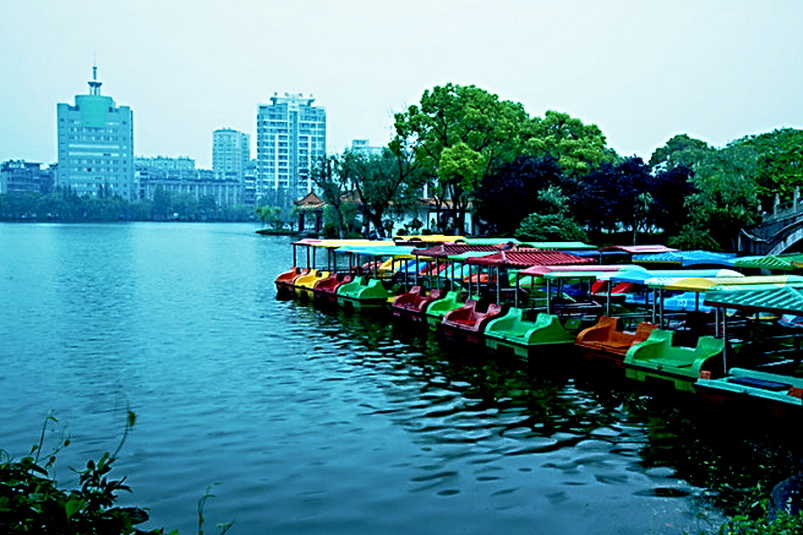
[2,1,802,169]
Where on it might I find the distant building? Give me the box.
[349,139,385,157]
[213,128,250,182]
[256,92,326,202]
[0,160,55,194]
[56,67,135,199]
[135,156,195,171]
[136,156,242,208]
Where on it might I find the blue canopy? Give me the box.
[603,268,743,284]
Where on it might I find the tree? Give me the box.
[673,144,760,251]
[392,83,529,233]
[523,110,615,178]
[650,133,766,250]
[310,155,351,238]
[257,205,285,229]
[197,195,218,220]
[171,193,198,220]
[435,142,486,232]
[649,165,697,238]
[340,146,426,238]
[475,154,566,236]
[573,157,653,239]
[151,186,172,221]
[730,128,803,208]
[648,134,714,171]
[515,186,587,242]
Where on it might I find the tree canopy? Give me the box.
[340,147,425,238]
[523,111,614,177]
[475,155,566,236]
[732,128,803,207]
[392,83,530,232]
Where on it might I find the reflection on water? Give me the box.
[1,223,801,534]
[304,303,803,519]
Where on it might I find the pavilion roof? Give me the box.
[293,191,325,209]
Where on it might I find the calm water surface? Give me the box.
[1,223,800,534]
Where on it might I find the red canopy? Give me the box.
[464,250,593,268]
[410,244,502,258]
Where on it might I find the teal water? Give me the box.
[0,222,798,534]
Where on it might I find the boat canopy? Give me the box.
[517,264,646,277]
[732,255,800,271]
[447,250,499,261]
[464,250,593,268]
[598,245,678,254]
[645,274,803,292]
[393,234,464,243]
[632,250,736,268]
[334,245,418,257]
[410,244,502,258]
[454,237,518,246]
[292,238,397,248]
[543,270,629,282]
[704,285,803,316]
[516,241,597,250]
[599,268,744,285]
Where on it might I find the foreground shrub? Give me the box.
[0,412,175,534]
[718,511,803,534]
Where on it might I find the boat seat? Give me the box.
[728,376,791,391]
[656,360,694,369]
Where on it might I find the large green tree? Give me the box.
[523,110,615,178]
[648,134,714,171]
[651,134,761,250]
[392,83,529,233]
[672,144,760,251]
[730,128,803,209]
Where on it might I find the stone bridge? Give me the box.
[739,189,803,255]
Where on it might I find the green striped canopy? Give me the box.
[704,284,803,315]
[733,255,797,271]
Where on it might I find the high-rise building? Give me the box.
[256,93,326,202]
[213,128,250,182]
[56,67,135,199]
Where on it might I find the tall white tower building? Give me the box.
[56,67,135,199]
[212,128,250,181]
[256,93,326,201]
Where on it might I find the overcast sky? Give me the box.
[2,0,802,169]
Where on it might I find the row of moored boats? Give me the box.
[274,235,803,420]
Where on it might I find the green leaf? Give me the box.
[65,497,85,518]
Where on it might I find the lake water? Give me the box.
[1,222,800,534]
